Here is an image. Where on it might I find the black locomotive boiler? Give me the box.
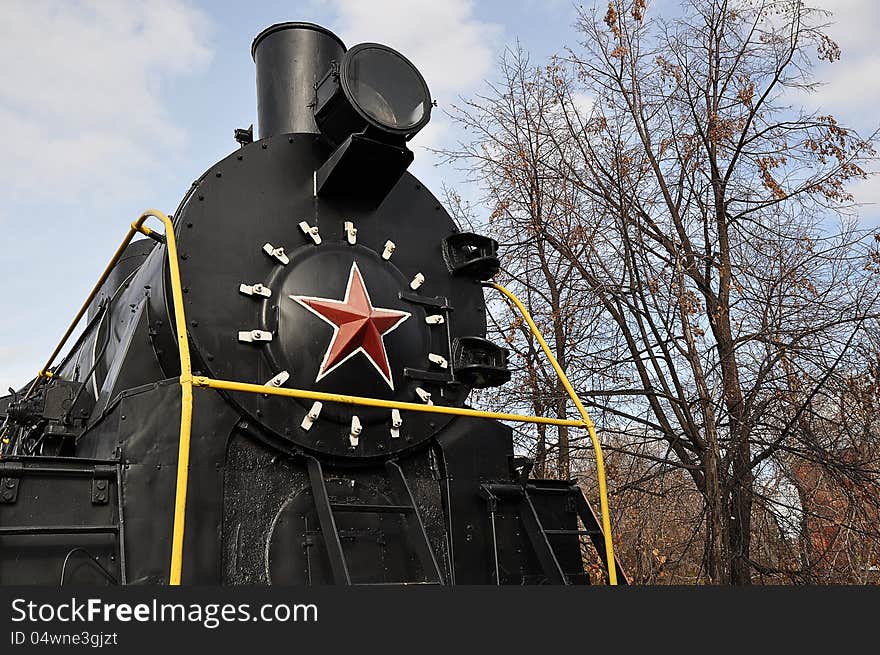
[0,22,624,586]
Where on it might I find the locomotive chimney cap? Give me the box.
[251,21,346,60]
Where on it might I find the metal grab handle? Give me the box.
[486,282,618,585]
[21,210,194,585]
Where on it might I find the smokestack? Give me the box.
[251,22,346,138]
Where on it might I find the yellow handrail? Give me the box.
[23,225,143,399]
[144,211,196,587]
[26,209,620,586]
[135,211,195,586]
[193,376,587,428]
[21,209,195,585]
[488,283,618,585]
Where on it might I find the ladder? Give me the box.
[305,456,444,585]
[480,480,629,585]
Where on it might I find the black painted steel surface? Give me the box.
[253,22,346,138]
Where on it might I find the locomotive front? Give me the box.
[0,23,621,586]
[180,23,508,461]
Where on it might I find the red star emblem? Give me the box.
[290,262,411,389]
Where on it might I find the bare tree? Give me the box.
[441,0,880,584]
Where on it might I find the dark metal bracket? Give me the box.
[0,462,22,504]
[398,292,453,311]
[403,368,456,384]
[399,293,457,385]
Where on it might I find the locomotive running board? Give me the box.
[305,456,444,586]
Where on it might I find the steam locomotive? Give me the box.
[0,22,621,585]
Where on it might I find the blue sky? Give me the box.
[1,0,878,391]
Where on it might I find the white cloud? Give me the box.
[801,1,880,221]
[324,0,501,150]
[846,172,880,227]
[0,343,35,393]
[0,0,212,196]
[570,91,595,116]
[816,0,878,52]
[809,1,880,119]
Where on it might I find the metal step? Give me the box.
[0,525,119,536]
[329,503,414,514]
[543,529,601,536]
[353,581,443,587]
[479,480,629,585]
[305,456,444,586]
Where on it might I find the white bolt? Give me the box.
[239,282,272,298]
[428,353,449,369]
[415,387,433,405]
[263,243,289,265]
[238,329,273,343]
[410,272,425,290]
[264,370,290,387]
[425,314,445,325]
[299,220,322,245]
[382,240,396,260]
[301,401,323,430]
[350,415,363,447]
[344,221,358,245]
[390,409,403,439]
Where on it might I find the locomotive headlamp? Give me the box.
[313,43,432,205]
[315,43,432,145]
